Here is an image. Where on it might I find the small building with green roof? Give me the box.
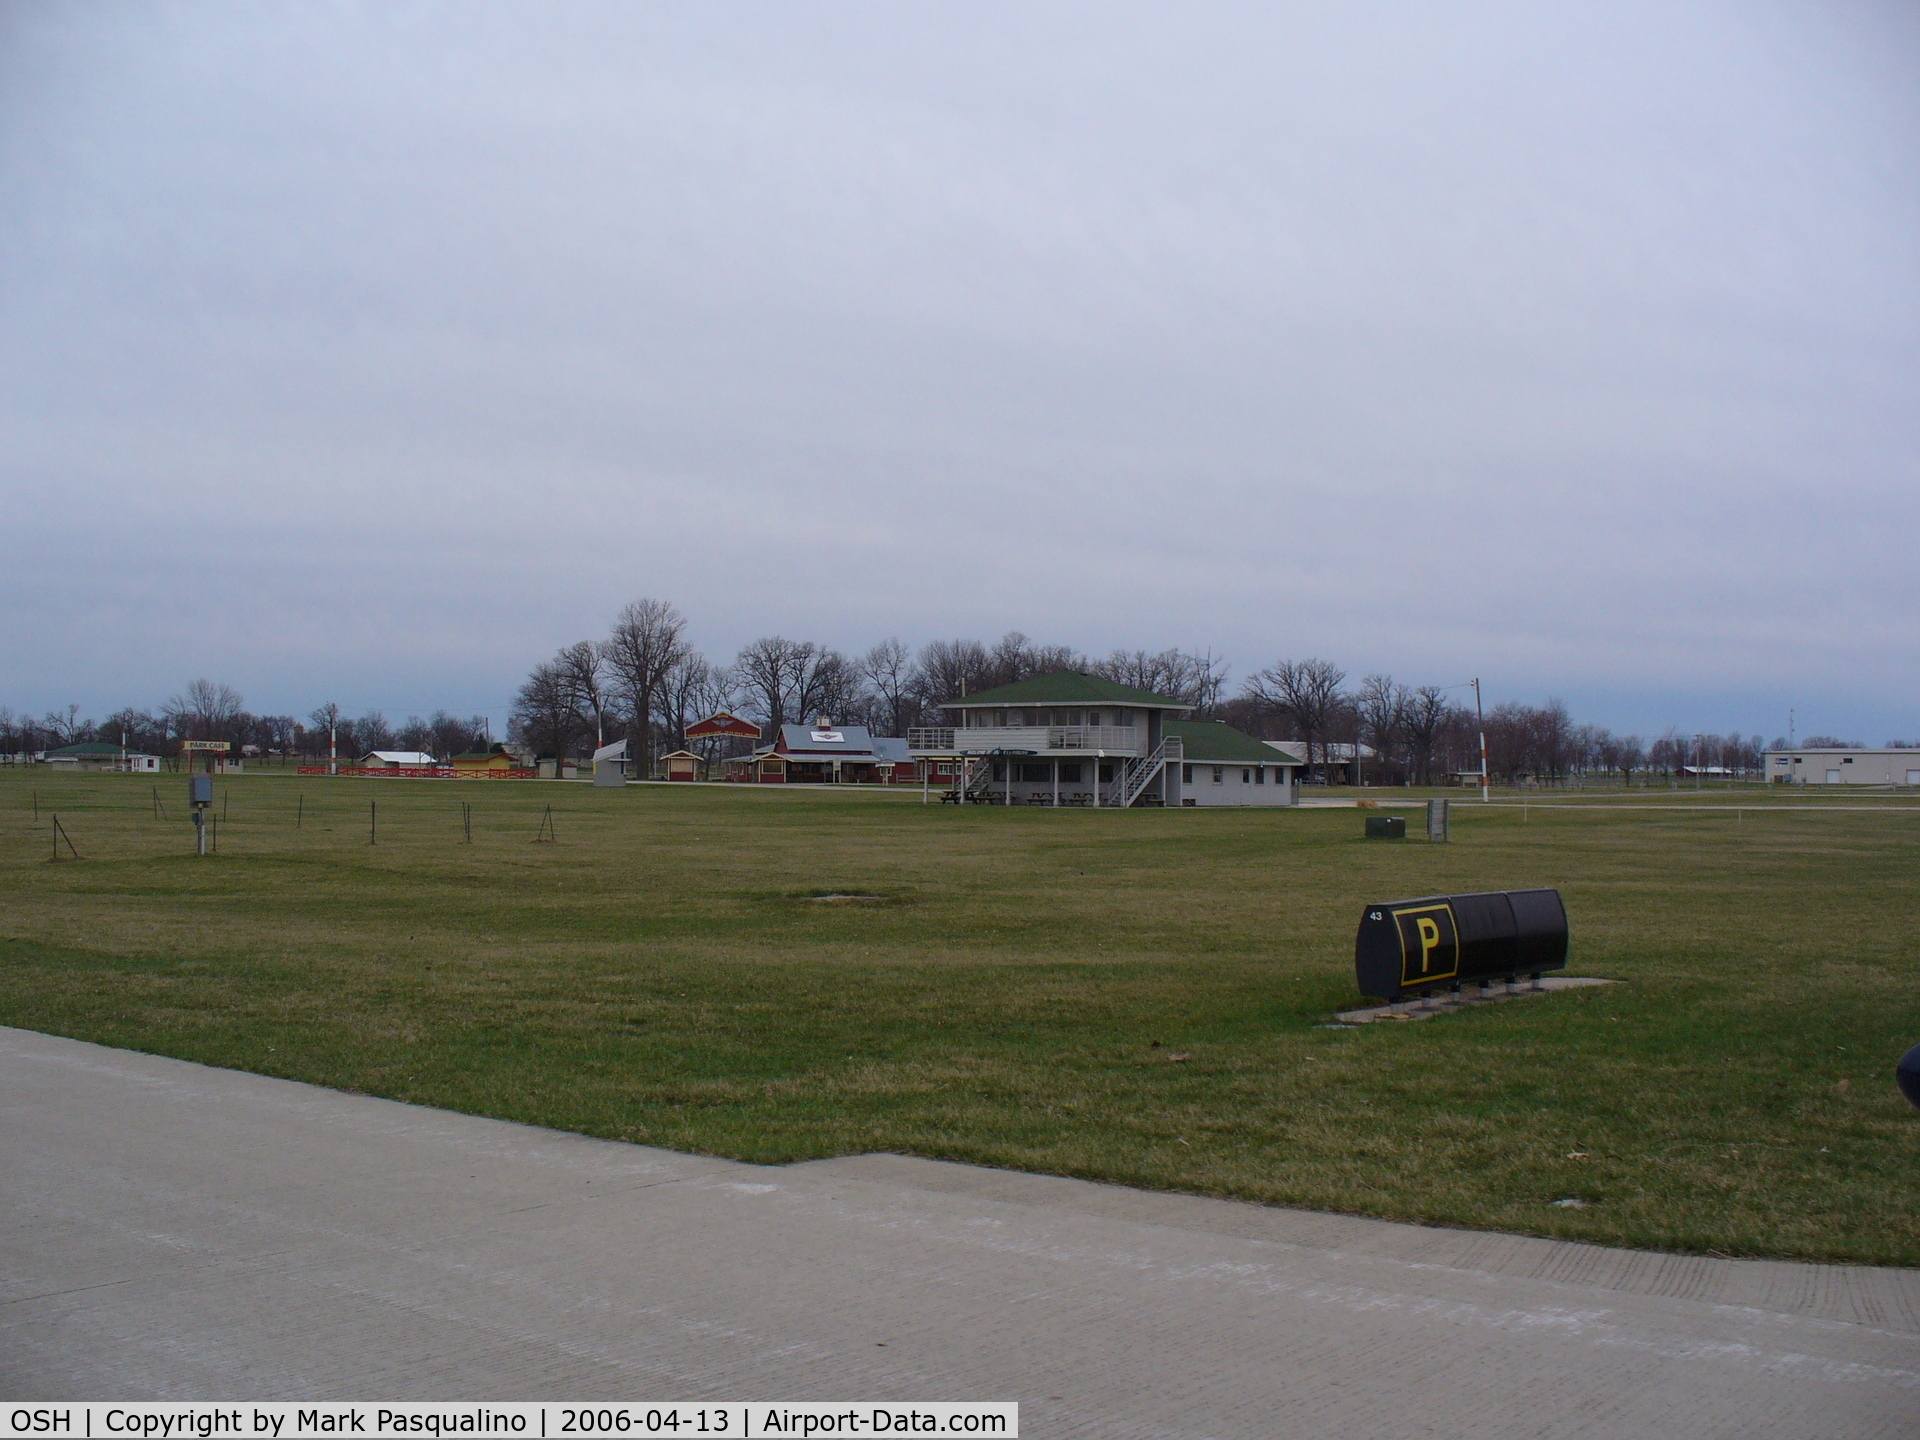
[907,670,1298,808]
[45,741,161,772]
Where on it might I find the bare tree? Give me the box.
[1617,733,1645,784]
[260,715,301,758]
[558,640,611,748]
[1090,648,1229,711]
[657,651,716,758]
[600,598,690,773]
[510,657,591,766]
[427,711,488,758]
[985,631,1080,688]
[1242,658,1346,784]
[909,632,1081,710]
[42,704,87,745]
[734,636,813,728]
[356,710,396,752]
[1401,686,1451,785]
[398,715,434,753]
[912,638,993,706]
[103,707,167,756]
[1356,675,1409,785]
[859,638,915,735]
[795,648,861,726]
[164,679,244,742]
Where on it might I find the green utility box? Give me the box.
[1364,815,1406,839]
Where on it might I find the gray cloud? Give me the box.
[2,1,1915,737]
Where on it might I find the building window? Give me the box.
[991,761,1006,781]
[1018,763,1050,782]
[1212,766,1223,784]
[1254,767,1264,784]
[1087,712,1101,726]
[1059,763,1082,783]
[1241,769,1251,783]
[1112,709,1129,726]
[1098,762,1114,782]
[1181,764,1193,783]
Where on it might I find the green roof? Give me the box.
[1166,720,1300,765]
[47,741,133,757]
[945,670,1189,710]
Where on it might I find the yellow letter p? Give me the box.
[1416,917,1441,969]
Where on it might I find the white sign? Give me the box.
[809,730,843,743]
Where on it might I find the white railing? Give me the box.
[907,725,1146,755]
[1051,725,1142,750]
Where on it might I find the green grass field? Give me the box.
[2,769,1917,1265]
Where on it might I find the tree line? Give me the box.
[505,600,1807,785]
[0,678,490,767]
[8,606,1895,784]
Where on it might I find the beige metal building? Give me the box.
[1765,748,1920,786]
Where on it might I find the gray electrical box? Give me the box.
[1426,798,1450,842]
[188,776,213,807]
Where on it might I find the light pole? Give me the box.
[1472,678,1489,803]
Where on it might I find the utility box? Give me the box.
[592,739,629,788]
[1354,888,1569,1001]
[187,776,213,807]
[1426,798,1449,842]
[1364,815,1405,839]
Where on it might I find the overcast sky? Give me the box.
[2,2,1915,740]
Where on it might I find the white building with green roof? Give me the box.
[45,740,161,772]
[907,671,1298,807]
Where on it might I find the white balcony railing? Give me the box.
[906,725,1146,755]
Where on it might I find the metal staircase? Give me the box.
[1107,736,1181,808]
[957,754,996,799]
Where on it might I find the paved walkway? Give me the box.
[3,1027,1916,1437]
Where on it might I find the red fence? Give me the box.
[295,766,537,779]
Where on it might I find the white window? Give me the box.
[1211,766,1223,784]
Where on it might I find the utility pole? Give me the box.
[1472,678,1489,803]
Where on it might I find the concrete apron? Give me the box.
[2,1026,1915,1438]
